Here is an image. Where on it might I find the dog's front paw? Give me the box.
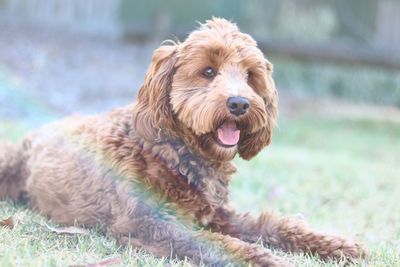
[316,235,367,263]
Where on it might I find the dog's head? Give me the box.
[134,18,277,162]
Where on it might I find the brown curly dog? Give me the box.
[0,18,365,266]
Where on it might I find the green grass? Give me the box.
[1,110,400,266]
[232,116,400,266]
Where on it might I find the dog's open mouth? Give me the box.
[215,121,240,147]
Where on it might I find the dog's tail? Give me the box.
[0,141,28,201]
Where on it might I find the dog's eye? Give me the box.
[247,71,253,82]
[203,67,217,78]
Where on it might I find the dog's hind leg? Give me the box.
[0,141,29,201]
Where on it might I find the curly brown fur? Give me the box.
[0,18,365,266]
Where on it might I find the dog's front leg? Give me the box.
[108,199,293,266]
[209,207,366,263]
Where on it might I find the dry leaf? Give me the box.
[45,223,89,235]
[69,257,122,267]
[0,217,14,229]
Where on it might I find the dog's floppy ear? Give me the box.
[238,61,278,160]
[133,44,178,136]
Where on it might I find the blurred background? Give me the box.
[0,1,400,266]
[0,0,399,126]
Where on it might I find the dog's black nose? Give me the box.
[227,96,250,116]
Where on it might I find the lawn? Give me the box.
[1,104,400,267]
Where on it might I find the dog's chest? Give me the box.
[103,124,234,227]
[138,138,233,226]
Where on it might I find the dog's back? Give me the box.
[0,106,131,204]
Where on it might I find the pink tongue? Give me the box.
[217,122,240,146]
